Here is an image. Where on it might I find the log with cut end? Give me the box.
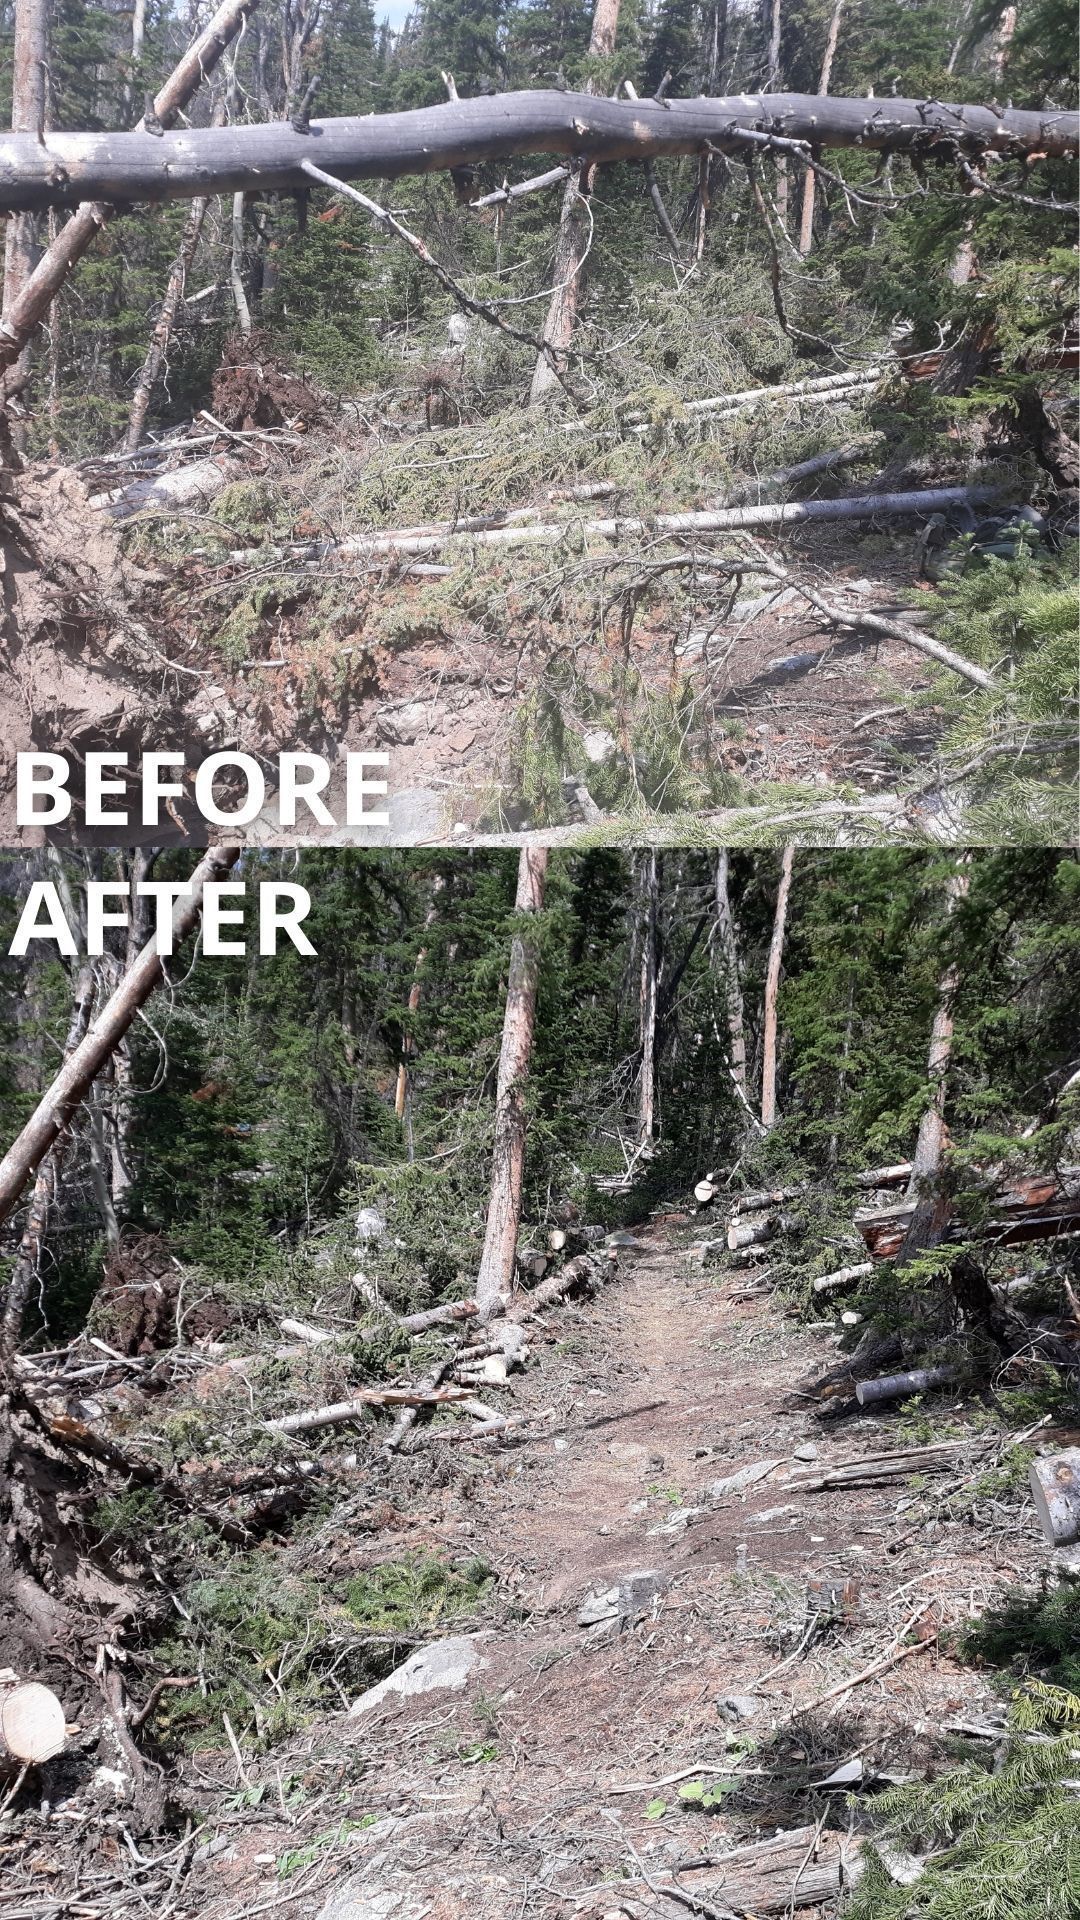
[510,1252,604,1317]
[813,1261,874,1295]
[730,1185,806,1216]
[854,1162,913,1189]
[1,1682,67,1764]
[857,1167,1080,1259]
[854,1365,957,1406]
[1,91,1073,213]
[695,1179,718,1204]
[1029,1449,1080,1547]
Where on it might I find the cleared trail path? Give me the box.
[194,1232,1046,1920]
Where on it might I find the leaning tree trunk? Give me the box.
[124,195,210,451]
[475,850,548,1317]
[797,0,844,254]
[714,850,750,1106]
[636,850,660,1144]
[529,0,623,403]
[0,845,240,1232]
[1,0,49,423]
[0,0,259,381]
[761,845,795,1130]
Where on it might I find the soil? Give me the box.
[4,1228,1055,1919]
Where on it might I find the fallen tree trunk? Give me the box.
[1,92,1072,214]
[812,1260,874,1294]
[1029,1449,1080,1547]
[679,1824,858,1913]
[266,1384,478,1434]
[398,1298,479,1333]
[856,1168,1080,1258]
[854,1364,957,1405]
[94,453,239,518]
[510,1251,606,1317]
[0,846,240,1234]
[252,486,997,566]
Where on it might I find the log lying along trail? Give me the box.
[0,91,1075,213]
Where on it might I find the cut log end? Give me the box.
[1,1682,67,1764]
[1029,1449,1080,1548]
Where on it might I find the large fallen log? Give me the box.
[1,91,1073,214]
[679,1824,859,1914]
[233,486,997,565]
[855,1365,957,1405]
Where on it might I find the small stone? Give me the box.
[617,1569,666,1620]
[376,700,430,745]
[793,1443,818,1462]
[582,727,617,765]
[348,1635,487,1716]
[717,1693,759,1721]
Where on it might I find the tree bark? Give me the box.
[0,0,260,377]
[1029,1450,1080,1548]
[2,93,1069,221]
[475,849,548,1316]
[636,850,660,1143]
[529,0,622,403]
[0,846,240,1236]
[714,849,748,1102]
[761,845,794,1130]
[394,876,443,1150]
[2,0,49,419]
[797,0,844,254]
[906,859,970,1198]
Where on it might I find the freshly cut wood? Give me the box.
[1,1681,66,1763]
[695,1180,718,1204]
[2,93,1071,214]
[266,1384,477,1434]
[279,1318,333,1345]
[855,1365,957,1406]
[651,364,884,422]
[731,1185,805,1216]
[547,1228,568,1252]
[0,847,240,1234]
[1029,1450,1080,1547]
[728,1210,801,1252]
[813,1261,873,1294]
[510,1252,604,1317]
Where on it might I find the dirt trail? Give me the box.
[189,1234,1041,1920]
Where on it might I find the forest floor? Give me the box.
[97,1227,1050,1920]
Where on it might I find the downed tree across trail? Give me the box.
[1,91,1074,213]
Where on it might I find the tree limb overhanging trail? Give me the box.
[0,846,240,1242]
[0,92,1073,217]
[0,0,259,378]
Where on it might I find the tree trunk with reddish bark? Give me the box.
[475,850,548,1315]
[761,845,794,1130]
